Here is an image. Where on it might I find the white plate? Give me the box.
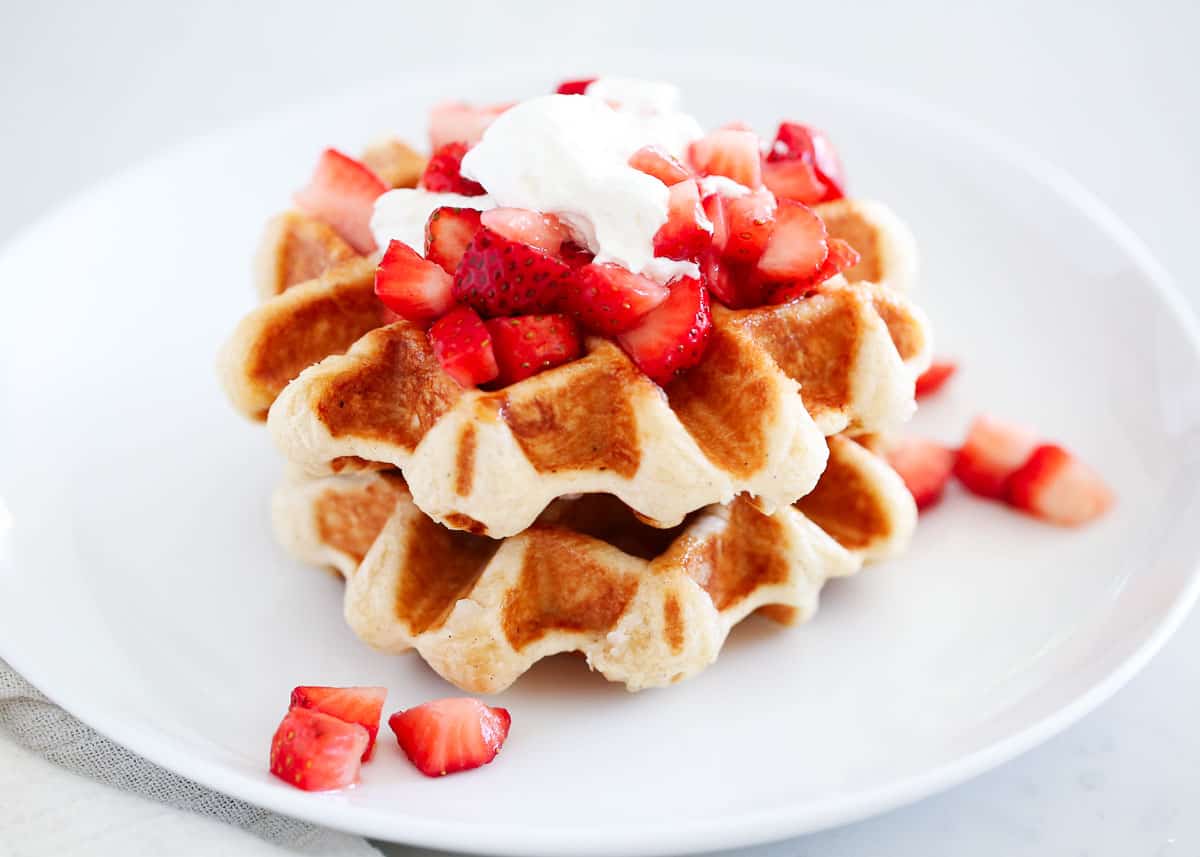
[2,63,1199,857]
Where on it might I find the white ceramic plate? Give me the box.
[2,63,1199,857]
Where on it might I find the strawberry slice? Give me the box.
[375,240,455,324]
[886,438,956,511]
[486,314,583,385]
[428,101,509,150]
[293,148,387,255]
[564,263,670,334]
[420,142,486,196]
[722,187,777,264]
[629,146,692,186]
[915,358,959,399]
[762,159,829,205]
[767,122,846,202]
[617,277,713,386]
[425,207,483,275]
[480,208,572,255]
[953,415,1040,499]
[701,192,729,257]
[652,179,713,261]
[269,708,368,791]
[389,697,511,778]
[766,237,860,304]
[289,686,387,762]
[756,202,829,282]
[687,129,763,188]
[453,228,574,316]
[429,306,499,387]
[555,77,596,95]
[1007,444,1113,526]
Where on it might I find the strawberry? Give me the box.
[1006,444,1113,526]
[767,122,846,201]
[915,358,959,399]
[652,179,713,261]
[293,148,387,255]
[429,306,499,387]
[420,142,486,196]
[687,129,763,188]
[424,207,483,275]
[762,159,829,205]
[564,263,670,334]
[766,237,860,304]
[428,101,508,150]
[617,277,713,385]
[953,415,1040,499]
[722,188,777,264]
[756,202,829,282]
[558,242,596,267]
[701,192,729,257]
[375,240,455,324]
[480,208,572,255]
[629,146,692,186]
[389,698,511,777]
[886,438,956,511]
[269,708,368,791]
[289,686,387,762]
[485,314,583,385]
[453,228,574,316]
[555,77,596,95]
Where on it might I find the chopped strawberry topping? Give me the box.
[480,208,572,255]
[428,101,509,150]
[618,278,713,386]
[755,201,829,282]
[766,122,845,202]
[420,142,486,196]
[629,146,692,186]
[389,698,511,777]
[953,415,1040,499]
[293,148,386,255]
[1007,444,1113,526]
[429,306,499,387]
[766,237,860,304]
[375,240,455,324]
[886,438,956,511]
[289,686,387,762]
[722,188,777,264]
[486,314,583,385]
[453,229,574,316]
[424,207,483,275]
[269,708,368,791]
[915,358,959,398]
[762,159,829,205]
[565,263,670,334]
[555,78,596,95]
[652,179,713,261]
[688,129,763,188]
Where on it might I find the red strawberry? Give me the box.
[424,207,483,275]
[453,229,574,316]
[420,142,486,196]
[555,77,596,95]
[762,160,829,205]
[429,306,499,387]
[389,698,511,778]
[687,129,763,188]
[767,122,846,201]
[564,263,670,334]
[375,240,455,324]
[722,188,777,264]
[269,708,368,791]
[293,148,387,255]
[558,242,596,267]
[480,208,571,255]
[289,686,387,762]
[701,192,729,256]
[886,438,956,511]
[428,101,509,150]
[1007,444,1113,526]
[629,146,692,186]
[485,314,582,385]
[766,237,860,304]
[756,202,829,282]
[953,415,1040,499]
[652,179,713,261]
[915,358,959,398]
[618,277,713,385]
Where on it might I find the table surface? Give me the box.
[1,2,1197,855]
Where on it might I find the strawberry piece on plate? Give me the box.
[886,438,956,511]
[429,306,499,387]
[618,277,713,386]
[420,142,486,196]
[915,358,959,398]
[953,415,1040,499]
[453,229,574,316]
[1007,444,1113,526]
[270,708,368,791]
[555,77,596,95]
[629,146,692,186]
[762,159,829,205]
[653,179,713,261]
[722,187,777,264]
[389,697,512,777]
[293,148,387,255]
[756,202,829,281]
[425,207,483,275]
[565,263,670,334]
[480,208,572,255]
[290,686,387,762]
[375,240,456,324]
[766,237,861,304]
[486,314,583,385]
[428,101,508,150]
[767,122,846,201]
[688,129,763,188]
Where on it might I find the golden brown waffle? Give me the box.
[814,198,919,291]
[272,435,915,692]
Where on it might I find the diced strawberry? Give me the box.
[420,142,486,196]
[453,228,574,316]
[687,129,763,188]
[558,242,596,267]
[375,240,456,324]
[629,146,692,186]
[389,698,511,778]
[652,179,713,261]
[289,686,387,762]
[722,188,777,264]
[480,208,572,255]
[886,438,956,511]
[564,263,670,334]
[424,207,483,275]
[953,415,1040,499]
[915,358,959,399]
[617,278,713,385]
[428,101,509,150]
[767,122,846,201]
[1007,444,1113,526]
[429,306,499,387]
[380,306,403,325]
[701,192,728,256]
[766,237,860,304]
[555,77,596,95]
[269,708,368,791]
[293,148,387,255]
[485,314,583,385]
[756,202,829,282]
[762,159,829,205]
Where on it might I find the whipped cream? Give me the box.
[583,78,702,160]
[371,189,493,255]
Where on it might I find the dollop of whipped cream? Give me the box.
[371,190,493,256]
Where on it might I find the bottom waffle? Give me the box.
[273,436,916,693]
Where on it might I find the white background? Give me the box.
[1,1,1197,855]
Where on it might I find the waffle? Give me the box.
[272,435,916,692]
[814,198,919,291]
